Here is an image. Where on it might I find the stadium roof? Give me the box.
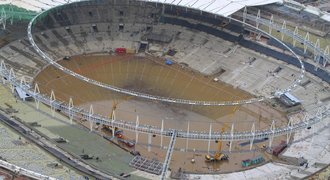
[1,0,283,16]
[148,0,284,16]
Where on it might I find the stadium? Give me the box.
[0,0,329,179]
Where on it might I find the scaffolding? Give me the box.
[129,156,163,175]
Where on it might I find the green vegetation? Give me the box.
[0,4,37,22]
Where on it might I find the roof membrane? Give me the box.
[148,0,283,16]
[2,0,283,16]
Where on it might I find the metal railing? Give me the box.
[0,61,329,143]
[26,0,307,106]
[0,0,328,145]
[160,130,177,180]
[244,13,329,68]
[1,1,328,179]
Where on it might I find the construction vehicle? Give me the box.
[80,154,94,160]
[101,100,119,132]
[205,106,239,162]
[242,156,265,167]
[101,97,136,148]
[118,138,135,148]
[102,96,134,132]
[272,141,287,156]
[205,125,229,162]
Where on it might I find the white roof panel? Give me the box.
[321,14,330,22]
[216,3,246,17]
[2,0,283,17]
[193,0,216,10]
[149,0,283,16]
[283,92,301,103]
[177,0,197,7]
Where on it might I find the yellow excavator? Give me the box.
[205,106,239,162]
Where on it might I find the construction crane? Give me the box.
[205,125,229,162]
[205,106,239,162]
[102,96,134,132]
[110,99,119,119]
[101,100,119,132]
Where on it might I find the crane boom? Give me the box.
[205,106,239,162]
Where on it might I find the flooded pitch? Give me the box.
[35,54,288,173]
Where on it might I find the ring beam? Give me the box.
[27,0,306,106]
[0,62,328,142]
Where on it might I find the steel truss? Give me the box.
[1,1,329,179]
[160,130,177,180]
[241,7,330,69]
[26,0,310,106]
[0,61,329,144]
[0,8,7,30]
[0,0,328,144]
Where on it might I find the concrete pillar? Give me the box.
[243,6,247,25]
[304,32,310,54]
[186,121,190,152]
[229,123,234,153]
[9,68,15,93]
[148,133,152,152]
[69,97,74,124]
[250,123,255,151]
[281,21,286,41]
[256,9,260,29]
[160,119,164,149]
[269,14,273,35]
[111,110,116,137]
[34,83,40,110]
[286,118,293,144]
[269,120,275,148]
[293,26,299,47]
[89,105,94,132]
[50,90,56,117]
[135,115,139,146]
[207,123,212,153]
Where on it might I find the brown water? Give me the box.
[34,54,288,173]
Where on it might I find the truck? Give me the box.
[272,141,287,156]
